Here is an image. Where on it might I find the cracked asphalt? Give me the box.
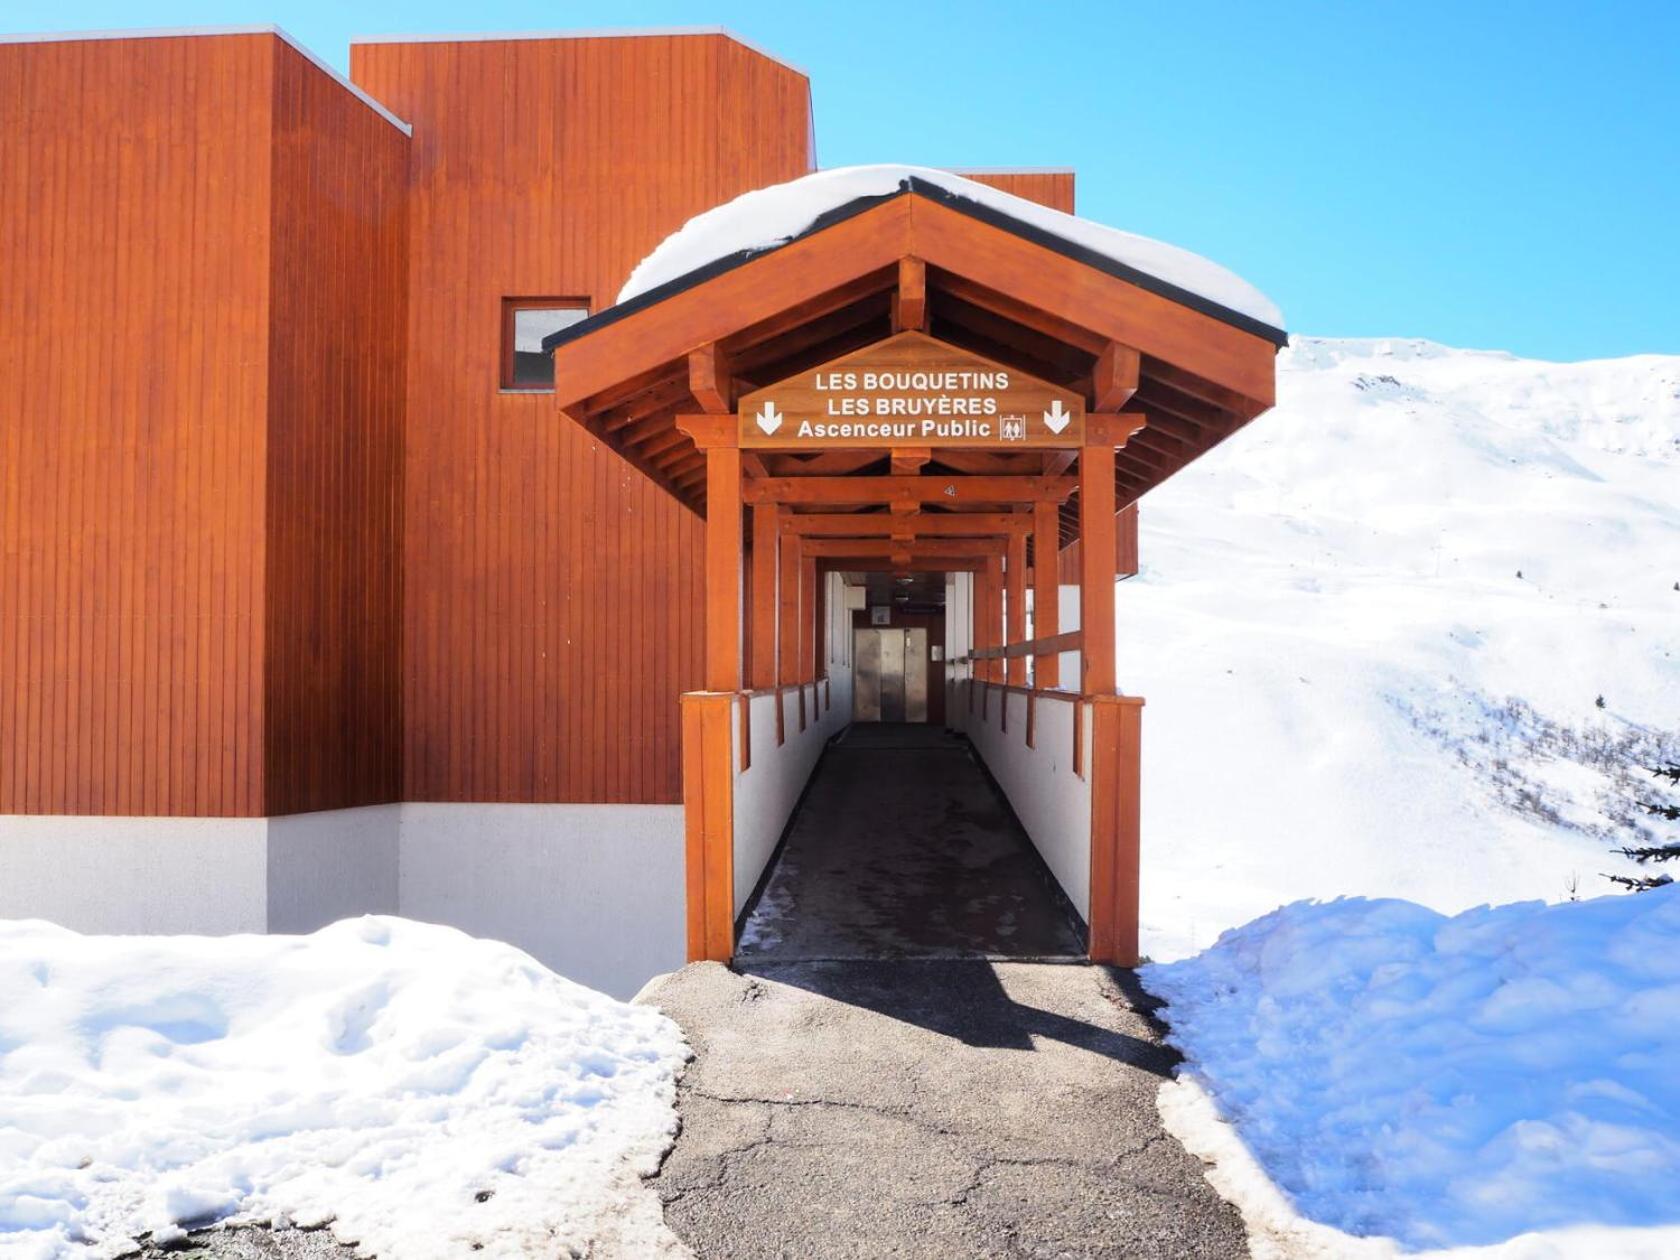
[639,959,1248,1259]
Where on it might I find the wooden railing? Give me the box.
[959,630,1082,663]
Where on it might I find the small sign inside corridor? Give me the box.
[738,331,1085,449]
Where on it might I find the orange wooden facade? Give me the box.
[0,33,406,817]
[1,19,1277,999]
[349,34,813,806]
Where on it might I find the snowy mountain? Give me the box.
[1126,337,1680,961]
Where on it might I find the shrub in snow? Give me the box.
[1606,763,1680,892]
[1143,890,1680,1250]
[0,917,689,1259]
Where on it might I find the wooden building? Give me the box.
[0,26,1283,996]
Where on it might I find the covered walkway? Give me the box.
[737,724,1083,960]
[543,167,1286,969]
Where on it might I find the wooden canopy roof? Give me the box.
[547,178,1285,549]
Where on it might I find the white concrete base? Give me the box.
[0,815,271,934]
[269,805,400,933]
[397,802,684,1001]
[0,801,684,1000]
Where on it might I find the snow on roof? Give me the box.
[618,164,1284,332]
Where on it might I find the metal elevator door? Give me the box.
[852,628,928,722]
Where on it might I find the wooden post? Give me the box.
[1088,695,1144,966]
[1079,441,1117,695]
[750,504,779,690]
[704,446,743,692]
[1006,533,1027,687]
[681,691,736,962]
[799,553,817,683]
[982,554,1004,683]
[1033,500,1060,689]
[778,531,800,686]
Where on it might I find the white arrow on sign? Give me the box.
[1043,399,1073,435]
[755,401,784,435]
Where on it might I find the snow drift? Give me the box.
[617,163,1284,329]
[1144,889,1680,1253]
[0,917,689,1259]
[1127,337,1680,961]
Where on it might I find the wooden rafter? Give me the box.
[687,343,732,413]
[1091,342,1140,410]
[891,256,927,332]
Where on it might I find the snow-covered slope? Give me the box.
[1128,337,1680,961]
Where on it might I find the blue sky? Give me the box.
[10,2,1678,360]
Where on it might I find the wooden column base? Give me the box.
[681,691,736,962]
[1088,694,1145,967]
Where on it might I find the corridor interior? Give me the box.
[735,719,1084,961]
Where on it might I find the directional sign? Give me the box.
[737,331,1085,449]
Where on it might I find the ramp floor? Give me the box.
[736,723,1084,959]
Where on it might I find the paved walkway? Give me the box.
[641,960,1249,1260]
[737,724,1084,960]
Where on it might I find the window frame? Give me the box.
[499,297,591,392]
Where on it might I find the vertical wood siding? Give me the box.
[0,33,408,817]
[0,35,275,816]
[351,35,812,805]
[960,170,1075,213]
[263,40,408,814]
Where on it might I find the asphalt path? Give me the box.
[642,960,1249,1260]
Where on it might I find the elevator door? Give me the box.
[852,628,928,722]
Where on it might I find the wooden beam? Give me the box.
[892,256,927,332]
[1006,532,1027,686]
[750,504,779,689]
[675,413,736,448]
[800,537,1007,559]
[1042,450,1077,477]
[1086,412,1148,447]
[783,511,1031,537]
[1079,441,1117,695]
[744,475,1076,506]
[1091,342,1141,411]
[890,446,931,475]
[705,447,743,691]
[1033,499,1061,688]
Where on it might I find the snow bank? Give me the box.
[617,164,1283,329]
[1128,336,1680,961]
[1144,890,1680,1253]
[0,917,689,1259]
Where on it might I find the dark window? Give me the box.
[501,299,589,390]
